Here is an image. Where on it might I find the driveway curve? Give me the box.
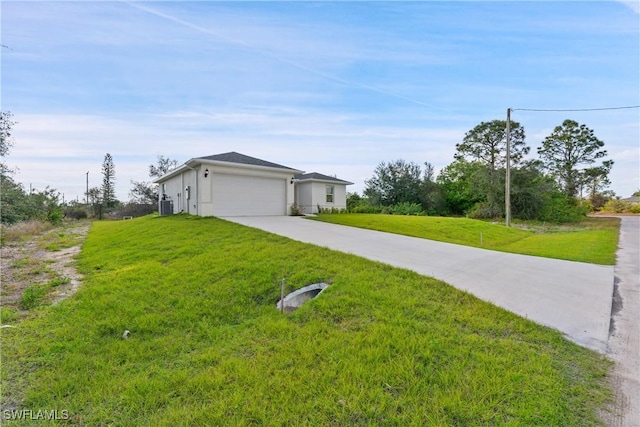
[224,215,614,353]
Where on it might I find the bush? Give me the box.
[64,206,89,220]
[467,202,503,219]
[389,202,425,216]
[290,203,302,216]
[318,207,347,214]
[601,199,633,214]
[118,203,156,218]
[540,194,589,223]
[349,201,383,214]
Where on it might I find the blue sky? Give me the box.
[2,1,639,202]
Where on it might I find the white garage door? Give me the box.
[212,173,286,216]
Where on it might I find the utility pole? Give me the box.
[85,171,89,205]
[505,108,512,227]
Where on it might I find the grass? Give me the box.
[309,214,620,265]
[39,225,88,252]
[17,278,71,310]
[0,220,52,246]
[1,215,613,425]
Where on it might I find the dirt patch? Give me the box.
[0,221,91,319]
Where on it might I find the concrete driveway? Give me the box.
[224,215,614,353]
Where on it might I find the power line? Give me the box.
[504,103,639,226]
[512,105,640,112]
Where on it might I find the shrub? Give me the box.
[540,194,589,223]
[467,202,503,219]
[349,201,383,214]
[602,199,633,214]
[318,207,347,214]
[64,206,89,220]
[290,203,302,216]
[389,202,425,216]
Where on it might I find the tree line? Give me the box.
[0,110,632,226]
[356,118,616,222]
[1,110,179,225]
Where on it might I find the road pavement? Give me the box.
[604,216,639,427]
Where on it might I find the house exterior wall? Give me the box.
[158,163,297,217]
[297,181,348,214]
[295,181,314,214]
[159,168,197,214]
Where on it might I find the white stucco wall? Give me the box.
[296,181,348,213]
[157,162,297,216]
[159,168,197,214]
[295,181,314,214]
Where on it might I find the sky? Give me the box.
[1,0,639,203]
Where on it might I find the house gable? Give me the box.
[196,152,299,172]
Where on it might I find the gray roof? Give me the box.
[295,172,353,185]
[196,152,298,171]
[621,196,640,203]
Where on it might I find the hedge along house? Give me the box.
[153,152,352,217]
[294,172,353,214]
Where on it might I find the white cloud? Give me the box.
[615,0,640,14]
[3,2,638,201]
[7,111,465,201]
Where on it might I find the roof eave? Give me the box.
[152,162,195,183]
[296,177,353,185]
[194,158,303,175]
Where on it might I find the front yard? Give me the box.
[310,214,620,265]
[1,215,612,425]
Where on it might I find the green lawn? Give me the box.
[309,214,620,265]
[1,215,612,425]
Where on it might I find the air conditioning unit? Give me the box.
[159,200,173,215]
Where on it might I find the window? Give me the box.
[325,185,334,203]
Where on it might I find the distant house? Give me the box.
[621,196,640,204]
[153,152,352,217]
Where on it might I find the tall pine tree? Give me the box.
[537,120,611,198]
[101,153,116,208]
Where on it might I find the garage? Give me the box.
[211,173,287,216]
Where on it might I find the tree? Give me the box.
[537,120,612,198]
[436,159,485,215]
[87,187,104,220]
[130,155,179,204]
[364,160,422,206]
[129,181,158,205]
[455,120,528,171]
[419,162,445,215]
[149,155,178,178]
[455,120,528,216]
[1,111,16,176]
[1,111,15,156]
[581,160,613,198]
[101,153,116,208]
[509,160,556,220]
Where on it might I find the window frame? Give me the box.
[325,185,335,203]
